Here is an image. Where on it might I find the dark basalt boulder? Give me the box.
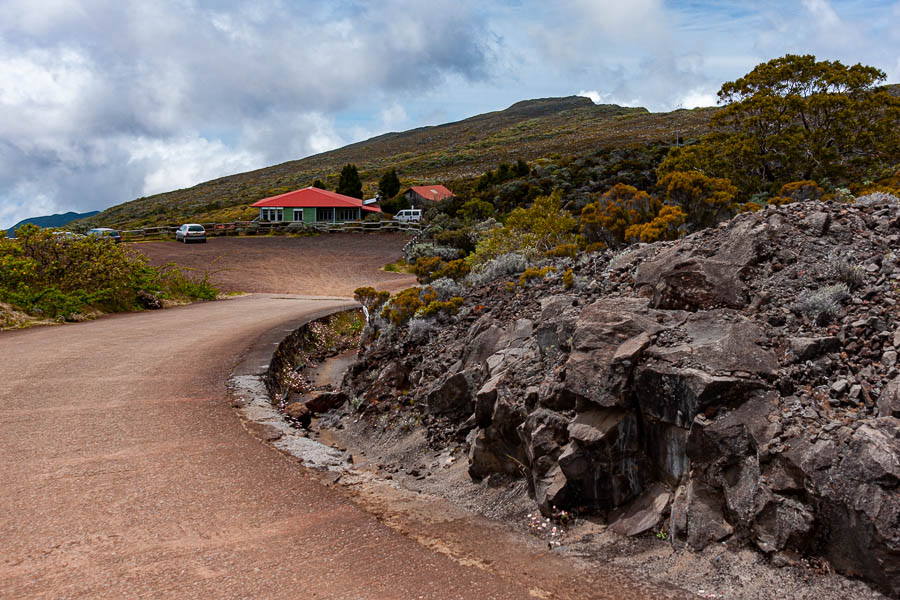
[635,214,771,311]
[814,419,900,597]
[425,370,478,416]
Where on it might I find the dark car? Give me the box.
[175,223,206,243]
[87,227,121,243]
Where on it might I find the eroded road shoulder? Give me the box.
[229,306,693,600]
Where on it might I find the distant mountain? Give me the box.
[78,96,717,230]
[5,211,100,237]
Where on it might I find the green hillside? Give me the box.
[7,211,100,237]
[79,97,717,229]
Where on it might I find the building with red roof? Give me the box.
[251,187,381,223]
[403,185,455,207]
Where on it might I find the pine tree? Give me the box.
[378,168,401,200]
[336,164,363,199]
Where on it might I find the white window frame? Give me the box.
[292,208,304,222]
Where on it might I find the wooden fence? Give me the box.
[120,219,422,241]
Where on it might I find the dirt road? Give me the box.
[0,237,681,599]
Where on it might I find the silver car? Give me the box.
[175,223,206,243]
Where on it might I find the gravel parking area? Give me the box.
[134,233,417,297]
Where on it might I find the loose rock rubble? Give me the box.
[341,197,900,597]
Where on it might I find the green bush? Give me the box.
[432,259,471,281]
[380,286,438,325]
[469,190,576,266]
[413,257,444,282]
[419,297,464,318]
[0,225,218,320]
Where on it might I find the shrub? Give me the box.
[791,283,850,325]
[458,199,495,220]
[413,256,444,282]
[547,243,578,258]
[353,286,390,310]
[404,243,459,263]
[429,277,463,301]
[434,227,476,254]
[469,190,575,265]
[419,296,464,318]
[0,225,217,320]
[563,269,574,289]
[407,318,435,341]
[580,183,656,247]
[657,171,738,229]
[624,204,686,243]
[432,259,471,281]
[855,191,899,206]
[770,180,825,205]
[518,266,556,286]
[156,264,218,301]
[466,253,528,287]
[380,286,438,325]
[828,254,865,289]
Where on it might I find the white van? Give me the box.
[393,209,422,223]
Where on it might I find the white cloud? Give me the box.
[2,0,900,229]
[0,182,61,231]
[0,0,496,227]
[380,103,409,131]
[127,135,264,197]
[577,90,604,104]
[577,90,642,107]
[802,0,841,28]
[678,88,719,109]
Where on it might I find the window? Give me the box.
[261,208,283,222]
[316,207,334,222]
[292,208,304,222]
[337,208,358,222]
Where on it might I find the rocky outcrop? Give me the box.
[343,196,900,596]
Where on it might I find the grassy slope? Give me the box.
[79,96,717,230]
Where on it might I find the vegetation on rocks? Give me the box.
[343,194,900,597]
[320,54,900,598]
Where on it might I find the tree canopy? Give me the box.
[336,164,363,199]
[659,54,900,198]
[377,168,401,200]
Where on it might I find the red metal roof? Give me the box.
[407,185,454,202]
[252,187,381,212]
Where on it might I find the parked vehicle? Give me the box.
[393,209,422,223]
[87,228,121,243]
[175,224,207,243]
[52,231,85,243]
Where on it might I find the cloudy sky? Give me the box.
[1,0,898,229]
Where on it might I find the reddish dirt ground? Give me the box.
[0,235,679,599]
[133,233,417,296]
